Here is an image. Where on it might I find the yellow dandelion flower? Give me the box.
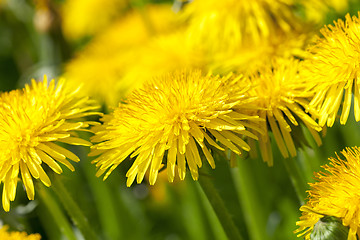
[0,76,100,211]
[295,147,360,240]
[61,0,127,40]
[90,69,262,186]
[0,225,41,240]
[246,58,321,165]
[182,0,302,52]
[303,13,360,127]
[64,4,181,106]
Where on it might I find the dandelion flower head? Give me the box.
[90,69,261,186]
[295,147,360,240]
[247,58,321,165]
[303,13,360,127]
[0,225,41,240]
[0,76,100,211]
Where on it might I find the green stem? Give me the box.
[231,157,269,240]
[75,132,122,240]
[83,159,122,240]
[281,156,307,204]
[198,175,244,240]
[37,184,77,240]
[194,182,228,239]
[181,178,208,240]
[298,149,322,183]
[52,176,98,240]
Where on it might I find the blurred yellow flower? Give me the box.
[61,0,127,40]
[121,31,205,91]
[209,31,313,76]
[328,0,350,12]
[246,59,321,165]
[295,147,360,240]
[64,4,182,106]
[182,0,302,53]
[0,225,41,240]
[303,13,360,127]
[0,76,100,211]
[177,0,317,77]
[300,0,349,24]
[90,69,262,186]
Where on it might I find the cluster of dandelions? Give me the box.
[294,12,360,240]
[103,6,360,240]
[88,58,326,186]
[0,76,100,211]
[3,0,360,239]
[89,11,360,239]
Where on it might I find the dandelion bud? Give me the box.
[310,216,349,240]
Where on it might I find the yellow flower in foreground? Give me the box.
[90,69,262,186]
[0,76,100,211]
[303,13,360,127]
[247,59,321,165]
[0,225,41,240]
[295,147,360,240]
